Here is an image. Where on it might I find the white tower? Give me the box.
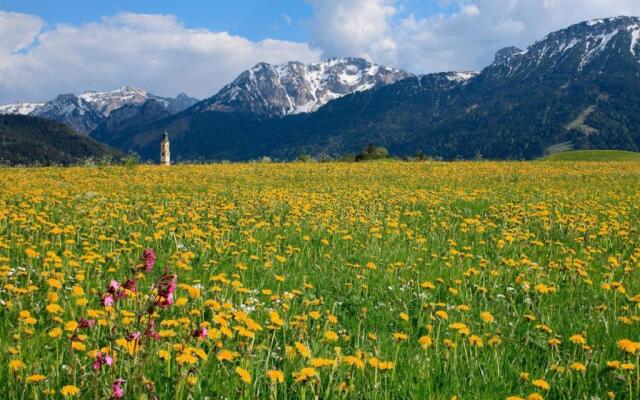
[160,131,171,166]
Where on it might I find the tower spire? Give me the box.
[160,131,171,166]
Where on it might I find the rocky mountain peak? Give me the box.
[494,47,523,64]
[484,16,640,81]
[79,86,150,116]
[31,94,105,134]
[195,58,412,117]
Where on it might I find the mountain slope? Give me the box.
[193,58,412,117]
[30,94,106,135]
[91,99,172,144]
[0,115,121,165]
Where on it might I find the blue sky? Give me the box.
[1,0,637,103]
[0,0,452,43]
[0,0,314,42]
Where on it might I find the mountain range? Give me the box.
[0,87,198,135]
[3,16,640,162]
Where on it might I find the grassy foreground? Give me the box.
[541,150,640,161]
[0,162,639,399]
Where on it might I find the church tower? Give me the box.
[160,131,171,166]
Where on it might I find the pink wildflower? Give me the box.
[141,248,156,273]
[111,378,125,399]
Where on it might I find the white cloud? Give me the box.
[0,11,321,103]
[308,0,398,63]
[461,5,480,17]
[0,11,44,55]
[4,2,640,103]
[310,0,640,74]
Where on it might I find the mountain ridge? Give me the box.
[192,57,412,117]
[0,87,199,135]
[0,114,122,165]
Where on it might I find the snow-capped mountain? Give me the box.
[1,87,198,135]
[79,87,198,116]
[485,16,640,80]
[79,87,152,116]
[30,94,106,134]
[0,102,45,115]
[195,58,412,117]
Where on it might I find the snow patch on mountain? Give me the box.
[445,72,478,83]
[79,87,152,116]
[629,26,640,56]
[487,16,640,79]
[198,58,412,117]
[0,102,45,115]
[31,94,105,134]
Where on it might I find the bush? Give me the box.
[124,152,140,169]
[297,154,315,163]
[356,144,389,162]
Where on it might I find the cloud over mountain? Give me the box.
[0,11,321,103]
[4,1,640,103]
[309,0,640,73]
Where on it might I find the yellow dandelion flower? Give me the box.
[216,349,239,362]
[569,334,586,345]
[267,369,284,383]
[26,374,46,383]
[421,281,435,289]
[392,332,409,341]
[419,335,433,349]
[532,379,550,391]
[469,335,484,347]
[310,358,337,367]
[235,367,252,383]
[342,355,365,369]
[71,341,86,351]
[176,353,198,365]
[46,303,63,314]
[617,339,639,354]
[435,310,449,320]
[47,278,62,289]
[48,327,63,338]
[9,359,24,371]
[480,311,495,323]
[295,342,311,358]
[293,367,317,383]
[60,385,80,397]
[324,330,339,342]
[569,362,586,372]
[620,363,635,371]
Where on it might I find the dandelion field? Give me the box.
[1,162,639,399]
